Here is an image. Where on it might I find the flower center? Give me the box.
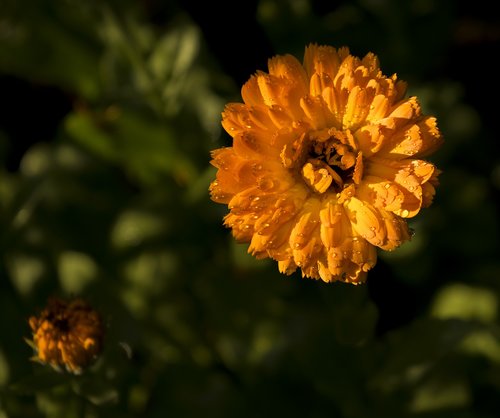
[53,317,70,333]
[281,128,363,194]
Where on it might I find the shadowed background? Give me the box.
[1,0,499,417]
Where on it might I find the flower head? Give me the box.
[210,44,442,284]
[28,297,104,374]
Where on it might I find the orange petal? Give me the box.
[319,199,347,248]
[268,54,309,91]
[344,197,385,246]
[300,94,336,129]
[303,44,349,80]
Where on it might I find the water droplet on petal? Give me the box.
[252,163,262,171]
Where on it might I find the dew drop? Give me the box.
[252,163,262,171]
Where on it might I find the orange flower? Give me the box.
[27,297,104,374]
[209,44,442,284]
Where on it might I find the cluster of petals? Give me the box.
[28,297,104,374]
[210,44,442,284]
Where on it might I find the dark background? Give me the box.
[1,0,499,417]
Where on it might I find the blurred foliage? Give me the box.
[0,0,499,417]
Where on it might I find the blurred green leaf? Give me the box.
[431,283,498,322]
[0,0,101,98]
[58,251,98,295]
[65,109,196,185]
[410,377,471,413]
[8,370,67,394]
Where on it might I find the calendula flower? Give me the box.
[27,297,104,374]
[209,44,442,284]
